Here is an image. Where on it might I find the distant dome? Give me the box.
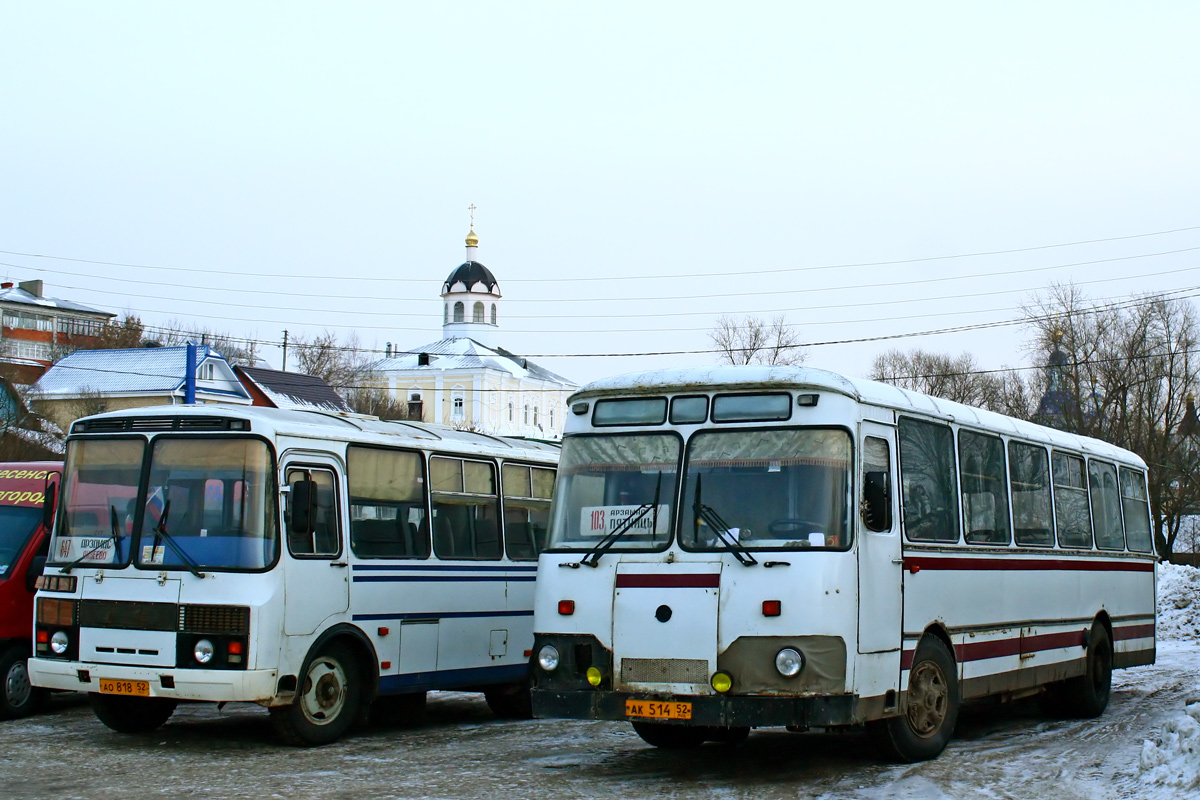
[443,261,500,295]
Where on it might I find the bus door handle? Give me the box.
[330,561,348,568]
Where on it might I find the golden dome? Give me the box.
[465,228,479,247]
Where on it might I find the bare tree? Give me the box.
[153,318,256,366]
[1022,283,1200,558]
[290,331,374,395]
[709,314,807,366]
[344,384,412,419]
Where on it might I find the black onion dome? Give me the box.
[442,261,500,294]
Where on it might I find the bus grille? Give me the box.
[79,600,176,631]
[620,658,708,684]
[179,604,250,634]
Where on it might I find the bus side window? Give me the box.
[430,456,501,560]
[959,430,1011,545]
[502,464,555,560]
[1052,452,1092,549]
[861,436,892,533]
[1009,441,1053,546]
[287,468,341,557]
[898,418,960,543]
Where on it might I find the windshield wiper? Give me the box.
[60,504,123,574]
[564,472,663,569]
[692,474,757,566]
[150,500,206,579]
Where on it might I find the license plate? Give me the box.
[625,699,692,720]
[99,679,150,697]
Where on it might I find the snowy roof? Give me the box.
[32,345,250,401]
[0,284,114,318]
[235,365,351,412]
[374,337,576,386]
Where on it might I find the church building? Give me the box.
[370,225,577,438]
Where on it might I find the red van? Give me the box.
[0,461,61,718]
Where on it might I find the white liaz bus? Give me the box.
[530,366,1157,761]
[29,404,558,745]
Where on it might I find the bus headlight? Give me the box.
[193,639,215,665]
[50,631,69,655]
[537,645,560,672]
[775,647,805,677]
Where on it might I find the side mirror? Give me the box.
[26,555,47,593]
[863,471,892,532]
[43,481,57,530]
[288,478,317,536]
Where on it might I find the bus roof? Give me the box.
[67,405,560,461]
[571,365,1145,468]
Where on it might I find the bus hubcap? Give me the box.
[5,660,32,708]
[907,661,948,737]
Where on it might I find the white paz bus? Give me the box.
[29,404,558,745]
[531,366,1156,761]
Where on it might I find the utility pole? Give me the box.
[282,330,289,371]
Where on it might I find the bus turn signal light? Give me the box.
[558,600,575,615]
[762,600,781,617]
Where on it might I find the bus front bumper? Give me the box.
[532,688,863,728]
[29,658,281,704]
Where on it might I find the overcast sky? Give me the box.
[2,3,1197,390]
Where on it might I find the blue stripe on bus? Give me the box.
[352,609,534,622]
[353,575,536,583]
[379,663,527,694]
[351,564,537,572]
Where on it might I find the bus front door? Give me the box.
[282,460,350,636]
[857,421,902,654]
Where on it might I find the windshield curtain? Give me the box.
[680,428,852,551]
[547,433,680,551]
[49,438,144,567]
[136,438,278,571]
[0,506,43,578]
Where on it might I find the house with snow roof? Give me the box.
[0,279,115,381]
[30,345,251,431]
[234,364,352,413]
[369,226,577,437]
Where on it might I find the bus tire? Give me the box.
[271,642,361,746]
[89,693,178,733]
[631,721,708,749]
[1059,624,1112,719]
[484,680,533,719]
[0,646,43,720]
[873,636,959,762]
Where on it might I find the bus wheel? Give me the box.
[0,646,43,720]
[873,636,959,762]
[89,693,178,733]
[1059,624,1112,718]
[271,642,361,746]
[484,681,533,719]
[631,721,708,749]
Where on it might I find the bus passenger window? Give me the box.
[1088,460,1125,551]
[861,436,892,533]
[503,464,556,560]
[1052,452,1092,549]
[958,430,1011,545]
[898,418,959,543]
[347,446,429,559]
[1119,468,1153,553]
[1009,442,1053,546]
[431,456,501,560]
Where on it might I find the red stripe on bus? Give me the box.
[903,556,1154,573]
[615,574,720,589]
[901,622,1154,669]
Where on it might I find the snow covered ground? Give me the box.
[1137,562,1200,793]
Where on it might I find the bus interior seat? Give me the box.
[474,515,500,559]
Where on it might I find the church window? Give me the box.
[508,402,514,422]
[549,409,555,430]
[490,304,497,325]
[473,302,485,323]
[533,407,539,428]
[453,394,465,420]
[453,302,465,323]
[444,304,449,324]
[524,404,530,425]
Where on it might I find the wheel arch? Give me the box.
[306,623,380,704]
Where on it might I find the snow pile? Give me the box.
[1139,562,1200,791]
[1157,562,1200,642]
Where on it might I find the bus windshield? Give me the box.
[547,433,680,551]
[0,506,42,578]
[679,428,852,551]
[50,437,278,571]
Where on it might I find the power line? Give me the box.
[4,222,1199,283]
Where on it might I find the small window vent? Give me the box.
[72,417,251,434]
